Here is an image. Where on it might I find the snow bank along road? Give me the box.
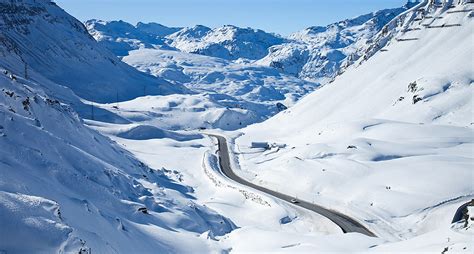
[208,134,376,237]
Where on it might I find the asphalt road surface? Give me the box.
[208,134,376,237]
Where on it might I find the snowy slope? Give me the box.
[91,93,262,131]
[0,0,183,103]
[121,48,316,127]
[0,69,238,253]
[257,5,412,83]
[0,1,237,252]
[236,0,473,249]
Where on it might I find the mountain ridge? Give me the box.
[0,0,184,104]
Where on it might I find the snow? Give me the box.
[120,48,316,126]
[88,94,260,130]
[167,25,285,60]
[220,227,381,253]
[257,5,411,83]
[1,0,473,253]
[0,192,79,253]
[235,1,474,250]
[98,127,346,250]
[87,20,285,61]
[87,19,319,129]
[0,70,238,253]
[0,0,183,104]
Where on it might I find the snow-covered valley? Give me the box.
[0,0,473,253]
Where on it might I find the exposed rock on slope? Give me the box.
[257,5,413,83]
[87,20,286,61]
[167,25,286,60]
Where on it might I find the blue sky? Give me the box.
[56,0,408,35]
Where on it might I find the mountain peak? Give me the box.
[135,22,182,37]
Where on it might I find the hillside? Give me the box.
[257,5,412,83]
[235,0,473,250]
[0,65,238,253]
[120,48,316,129]
[0,0,183,104]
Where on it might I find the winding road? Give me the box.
[208,134,376,237]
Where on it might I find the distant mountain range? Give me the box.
[86,3,414,84]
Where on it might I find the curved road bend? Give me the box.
[208,134,376,237]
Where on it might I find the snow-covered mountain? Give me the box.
[236,0,473,250]
[86,20,311,128]
[166,25,286,60]
[136,22,183,37]
[86,20,316,129]
[87,20,286,61]
[1,0,473,253]
[85,5,415,94]
[257,4,414,83]
[0,0,183,104]
[83,4,426,126]
[85,5,414,85]
[84,20,180,56]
